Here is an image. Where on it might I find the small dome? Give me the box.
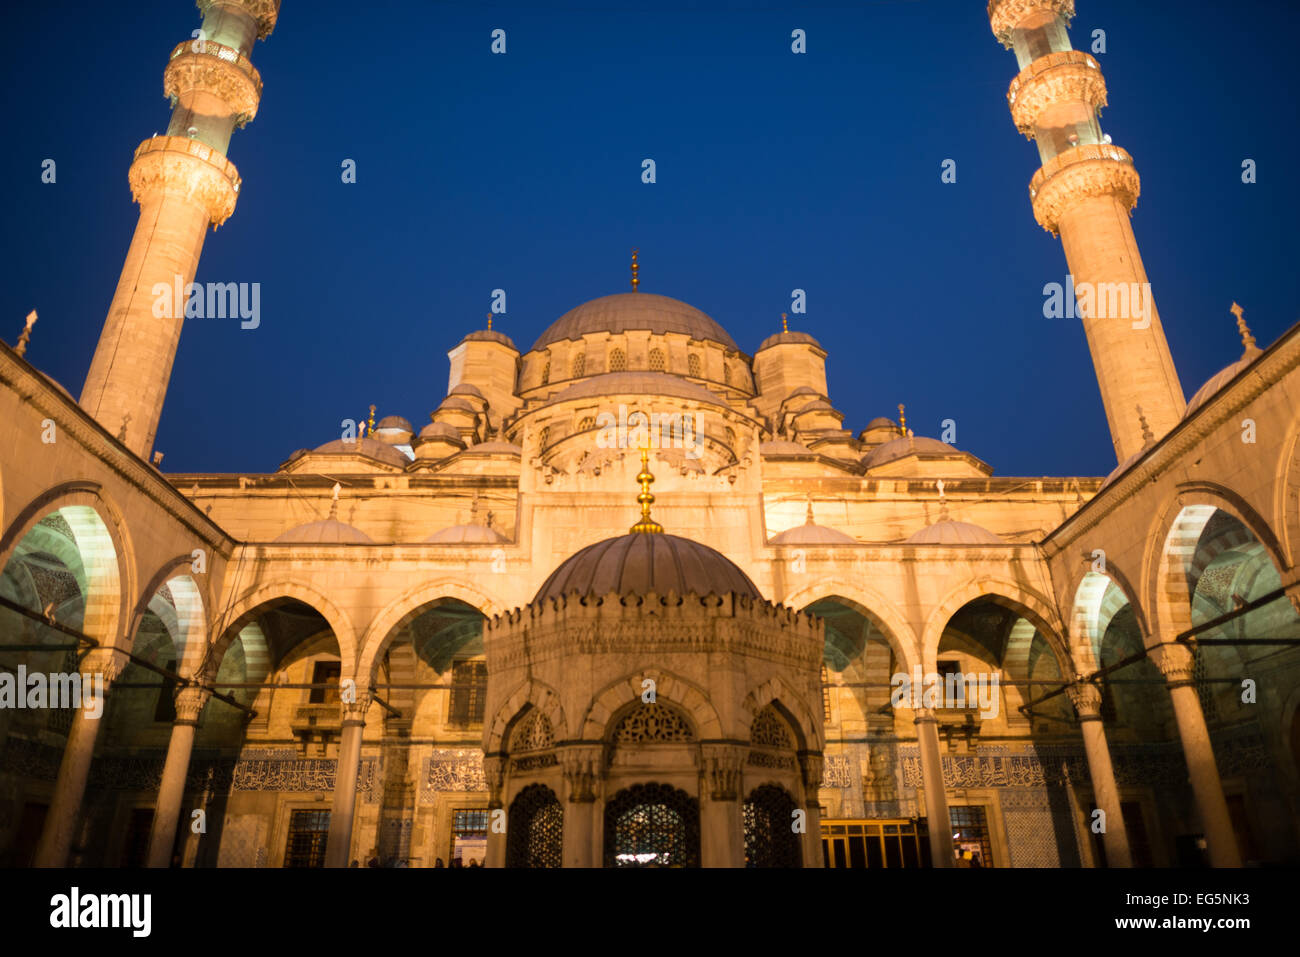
[311,437,409,468]
[425,524,507,544]
[757,330,821,351]
[905,520,1003,545]
[274,519,374,544]
[770,523,856,545]
[374,416,414,444]
[464,440,522,455]
[864,417,898,431]
[416,422,466,446]
[534,533,760,603]
[460,329,518,350]
[450,383,484,398]
[1184,350,1261,418]
[794,400,835,414]
[862,435,959,470]
[376,415,412,431]
[760,440,812,455]
[532,293,739,352]
[436,397,478,414]
[1100,448,1145,490]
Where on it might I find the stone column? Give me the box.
[146,686,211,867]
[324,695,368,868]
[914,708,953,868]
[1152,643,1242,867]
[799,751,825,868]
[700,744,745,867]
[560,745,602,868]
[482,755,506,868]
[33,649,122,867]
[1066,682,1132,867]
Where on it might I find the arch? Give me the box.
[1146,485,1289,642]
[485,677,568,753]
[743,784,802,868]
[783,580,919,672]
[205,580,358,682]
[132,555,214,674]
[920,577,1069,678]
[1274,426,1300,570]
[505,784,563,868]
[356,579,504,685]
[603,782,700,868]
[580,669,722,741]
[1068,570,1138,673]
[741,675,822,751]
[0,482,134,647]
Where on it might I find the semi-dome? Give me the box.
[449,383,485,400]
[905,520,1003,545]
[460,329,517,350]
[1184,353,1260,418]
[864,417,898,431]
[532,293,739,352]
[274,519,374,544]
[862,435,959,470]
[425,523,507,544]
[416,422,466,445]
[534,532,760,603]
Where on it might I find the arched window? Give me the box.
[610,701,694,744]
[506,783,563,868]
[722,363,732,386]
[540,358,550,386]
[578,416,595,432]
[609,347,627,372]
[687,353,701,377]
[743,785,802,867]
[649,348,666,372]
[538,426,550,449]
[571,352,585,378]
[604,783,700,867]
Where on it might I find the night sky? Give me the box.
[3,0,1296,477]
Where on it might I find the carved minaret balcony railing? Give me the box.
[989,0,1185,464]
[79,0,280,459]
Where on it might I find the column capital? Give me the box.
[80,647,127,685]
[340,692,371,725]
[173,685,212,724]
[559,744,604,803]
[798,750,825,797]
[913,707,938,725]
[1065,680,1104,719]
[1150,642,1197,686]
[700,743,746,802]
[482,754,506,809]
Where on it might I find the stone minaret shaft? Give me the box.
[80,0,279,458]
[990,0,1184,463]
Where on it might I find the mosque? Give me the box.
[0,0,1298,869]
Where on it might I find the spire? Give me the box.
[1137,404,1154,446]
[782,312,789,334]
[486,311,493,332]
[1230,301,1260,356]
[630,249,640,292]
[629,446,664,534]
[805,495,815,525]
[897,403,908,438]
[15,310,37,358]
[367,404,376,439]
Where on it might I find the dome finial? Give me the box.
[485,311,492,332]
[781,312,788,333]
[629,446,664,534]
[630,249,640,292]
[367,404,376,439]
[1230,301,1258,356]
[897,403,908,438]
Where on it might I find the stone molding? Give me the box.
[1029,146,1140,235]
[163,43,263,125]
[1008,50,1107,137]
[988,0,1075,47]
[559,744,603,802]
[701,743,746,801]
[128,135,241,227]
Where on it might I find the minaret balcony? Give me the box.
[129,135,242,227]
[988,0,1077,47]
[1028,143,1139,235]
[164,40,263,125]
[1007,50,1106,137]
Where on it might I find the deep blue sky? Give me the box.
[3,0,1296,477]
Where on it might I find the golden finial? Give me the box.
[630,249,640,292]
[629,446,664,534]
[15,310,37,358]
[1137,404,1154,446]
[1230,301,1258,355]
[367,404,376,438]
[781,312,789,334]
[486,312,493,332]
[897,403,907,438]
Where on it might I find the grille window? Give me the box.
[649,348,665,372]
[609,348,627,372]
[688,353,701,377]
[285,809,330,868]
[449,660,487,728]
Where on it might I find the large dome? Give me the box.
[534,532,760,603]
[531,293,739,352]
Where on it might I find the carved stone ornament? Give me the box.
[163,47,262,125]
[1008,52,1107,137]
[482,754,506,808]
[129,136,241,227]
[701,744,745,801]
[1064,681,1103,718]
[798,751,825,794]
[173,685,212,724]
[1149,642,1197,687]
[198,0,281,40]
[559,745,603,803]
[988,0,1076,47]
[1030,148,1140,235]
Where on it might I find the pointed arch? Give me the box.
[580,669,721,741]
[485,676,568,753]
[740,674,822,751]
[921,576,1069,677]
[782,580,919,672]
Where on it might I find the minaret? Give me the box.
[989,0,1185,463]
[80,0,279,458]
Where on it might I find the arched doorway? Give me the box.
[603,782,700,868]
[505,783,562,868]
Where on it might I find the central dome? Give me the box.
[534,532,760,603]
[531,293,739,352]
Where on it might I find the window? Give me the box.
[578,416,595,432]
[540,358,550,386]
[609,347,626,372]
[284,809,330,868]
[308,660,341,705]
[821,664,832,723]
[723,363,732,385]
[571,353,585,377]
[820,819,925,869]
[452,808,489,866]
[687,353,701,377]
[604,783,700,868]
[649,348,665,372]
[449,660,487,728]
[743,785,802,867]
[506,785,563,868]
[538,426,550,449]
[949,805,992,867]
[154,659,177,722]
